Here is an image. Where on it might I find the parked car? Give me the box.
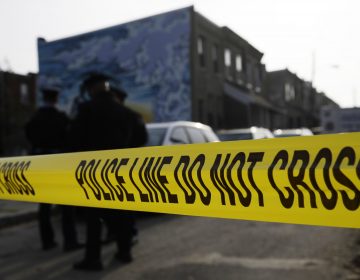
[145,121,219,146]
[216,127,274,141]
[273,128,313,137]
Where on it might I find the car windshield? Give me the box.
[146,127,167,146]
[274,133,301,138]
[218,133,253,141]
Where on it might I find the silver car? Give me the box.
[273,128,313,137]
[146,121,219,146]
[216,127,274,141]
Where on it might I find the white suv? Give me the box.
[273,128,313,137]
[146,121,219,146]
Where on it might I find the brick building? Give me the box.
[37,7,277,130]
[36,7,336,131]
[263,69,338,129]
[0,71,37,156]
[192,13,276,129]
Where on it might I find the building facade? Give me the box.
[263,69,338,129]
[0,71,37,156]
[36,7,336,131]
[37,8,193,123]
[36,7,277,130]
[192,13,275,129]
[321,106,360,133]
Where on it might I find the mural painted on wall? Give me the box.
[37,7,192,122]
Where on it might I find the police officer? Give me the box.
[25,88,82,252]
[71,73,145,271]
[104,86,148,253]
[111,86,148,148]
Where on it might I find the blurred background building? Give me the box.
[36,7,338,130]
[193,13,275,129]
[0,6,340,156]
[0,71,37,156]
[264,69,339,129]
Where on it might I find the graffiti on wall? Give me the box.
[37,7,192,122]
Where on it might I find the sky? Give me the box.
[0,0,359,108]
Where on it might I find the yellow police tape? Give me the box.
[0,132,359,228]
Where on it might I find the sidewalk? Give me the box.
[0,200,38,229]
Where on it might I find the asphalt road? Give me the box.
[0,213,360,280]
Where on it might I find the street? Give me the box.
[0,213,360,280]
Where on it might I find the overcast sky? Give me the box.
[0,0,359,107]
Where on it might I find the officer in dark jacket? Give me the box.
[111,86,148,148]
[25,89,81,251]
[69,75,133,152]
[25,89,68,155]
[71,73,146,271]
[102,86,147,249]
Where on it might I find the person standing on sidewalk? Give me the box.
[70,73,147,271]
[25,88,82,252]
[111,86,148,148]
[101,86,148,255]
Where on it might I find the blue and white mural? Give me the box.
[37,7,192,122]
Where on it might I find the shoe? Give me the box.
[352,255,360,267]
[131,236,139,247]
[114,252,133,264]
[63,242,85,252]
[43,241,58,251]
[73,259,103,271]
[102,234,116,245]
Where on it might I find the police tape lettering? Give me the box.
[73,147,360,211]
[1,133,360,228]
[269,147,360,211]
[0,161,35,196]
[74,152,265,207]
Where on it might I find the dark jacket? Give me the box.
[25,106,69,154]
[122,106,148,148]
[69,92,147,152]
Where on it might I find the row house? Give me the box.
[192,12,275,129]
[37,7,277,131]
[263,69,338,129]
[0,71,37,156]
[35,7,338,132]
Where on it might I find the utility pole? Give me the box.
[353,87,357,107]
[311,50,316,86]
[0,72,4,155]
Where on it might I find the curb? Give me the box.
[0,210,38,229]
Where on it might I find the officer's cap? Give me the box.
[81,72,111,89]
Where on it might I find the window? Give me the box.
[246,62,253,89]
[236,54,242,72]
[20,83,29,105]
[235,54,243,85]
[284,83,296,101]
[218,133,253,141]
[145,128,167,146]
[241,53,247,72]
[202,129,217,142]
[186,127,207,143]
[224,48,231,67]
[224,48,232,80]
[323,110,331,117]
[197,36,206,67]
[212,44,219,73]
[170,127,189,144]
[254,65,261,91]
